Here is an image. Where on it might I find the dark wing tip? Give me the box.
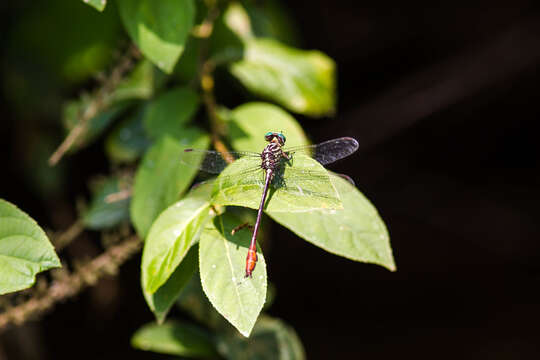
[184,148,194,152]
[339,137,359,153]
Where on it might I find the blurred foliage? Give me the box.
[1,0,394,358]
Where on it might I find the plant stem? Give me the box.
[0,236,142,332]
[48,46,140,166]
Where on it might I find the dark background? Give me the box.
[2,1,540,359]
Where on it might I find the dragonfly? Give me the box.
[182,132,359,278]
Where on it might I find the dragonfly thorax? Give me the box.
[261,142,284,172]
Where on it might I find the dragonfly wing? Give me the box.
[180,149,259,174]
[272,166,336,197]
[284,137,359,166]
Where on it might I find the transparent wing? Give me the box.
[192,163,340,199]
[180,148,260,174]
[284,137,359,166]
[271,166,339,198]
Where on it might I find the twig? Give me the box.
[48,46,140,166]
[52,220,84,251]
[0,236,142,332]
[196,3,236,164]
[104,188,132,203]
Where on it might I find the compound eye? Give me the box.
[264,132,274,141]
[279,134,286,143]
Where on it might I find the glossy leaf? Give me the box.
[82,177,130,229]
[218,315,305,360]
[227,102,309,152]
[82,0,106,12]
[141,188,212,294]
[143,244,198,323]
[130,131,209,238]
[105,107,151,163]
[0,199,61,295]
[269,174,396,271]
[211,155,342,212]
[199,214,267,337]
[131,321,216,357]
[117,0,195,73]
[230,38,336,117]
[142,87,199,140]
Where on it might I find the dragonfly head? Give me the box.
[264,132,286,146]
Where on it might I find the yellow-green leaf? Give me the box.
[269,174,396,271]
[130,131,209,238]
[141,188,212,294]
[0,199,61,295]
[199,213,267,337]
[117,0,195,73]
[230,38,336,117]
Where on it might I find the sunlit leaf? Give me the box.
[230,38,336,116]
[222,2,253,41]
[82,177,130,229]
[82,0,106,12]
[269,174,396,271]
[227,102,309,152]
[130,131,209,238]
[0,199,61,295]
[218,315,306,360]
[117,0,195,73]
[199,213,267,337]
[143,244,198,323]
[141,187,212,293]
[105,107,152,163]
[211,155,342,212]
[131,321,217,357]
[142,87,199,140]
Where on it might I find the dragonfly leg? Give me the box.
[231,222,254,235]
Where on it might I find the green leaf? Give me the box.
[141,187,212,294]
[245,0,301,46]
[0,199,61,295]
[222,2,254,41]
[230,38,336,116]
[227,102,309,152]
[143,244,198,323]
[269,174,396,271]
[111,60,166,103]
[199,213,267,337]
[211,154,342,212]
[82,177,130,229]
[105,107,152,163]
[173,37,201,83]
[130,130,209,238]
[82,0,106,12]
[117,0,196,73]
[218,315,306,360]
[131,321,217,357]
[142,87,199,140]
